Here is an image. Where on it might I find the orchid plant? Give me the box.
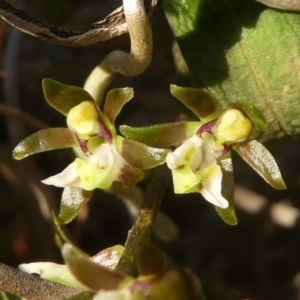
[13,78,169,224]
[11,81,286,299]
[121,85,286,225]
[0,0,291,298]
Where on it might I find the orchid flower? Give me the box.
[166,108,253,209]
[120,85,286,224]
[60,242,206,300]
[13,79,169,224]
[41,100,144,191]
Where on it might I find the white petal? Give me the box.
[42,159,84,188]
[90,143,114,167]
[92,144,124,187]
[198,133,218,170]
[19,262,83,288]
[93,289,133,300]
[166,135,203,170]
[200,164,228,208]
[78,144,115,190]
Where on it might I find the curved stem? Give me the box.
[115,164,170,275]
[84,0,153,104]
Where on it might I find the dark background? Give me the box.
[1,1,300,299]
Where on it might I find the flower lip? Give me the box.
[166,133,229,208]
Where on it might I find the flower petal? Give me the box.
[13,128,78,160]
[120,122,200,147]
[197,133,217,170]
[215,153,238,225]
[119,136,170,169]
[103,88,134,126]
[199,164,228,208]
[62,243,127,291]
[18,262,84,288]
[42,78,95,116]
[59,187,92,224]
[166,135,203,193]
[42,158,85,188]
[170,85,219,121]
[235,139,286,190]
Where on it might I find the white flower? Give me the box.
[166,133,228,208]
[42,143,143,191]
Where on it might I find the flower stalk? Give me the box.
[115,164,170,275]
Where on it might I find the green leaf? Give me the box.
[103,88,134,126]
[120,122,200,147]
[234,139,286,189]
[233,101,268,132]
[163,0,300,140]
[215,152,237,225]
[13,128,78,160]
[62,244,127,291]
[59,187,92,224]
[255,0,300,11]
[170,85,218,121]
[117,136,170,169]
[42,79,95,116]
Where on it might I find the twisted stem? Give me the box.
[84,0,153,104]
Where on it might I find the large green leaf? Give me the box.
[163,0,300,140]
[255,0,300,11]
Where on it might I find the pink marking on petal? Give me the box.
[196,118,218,136]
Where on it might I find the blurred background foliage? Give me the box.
[1,1,300,299]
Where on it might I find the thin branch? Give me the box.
[0,0,159,46]
[0,263,86,300]
[115,164,170,275]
